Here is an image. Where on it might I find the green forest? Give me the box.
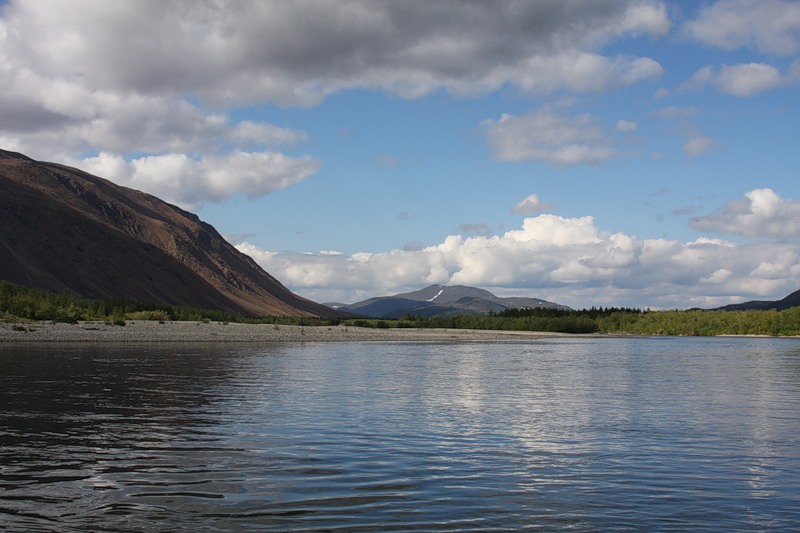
[2,280,800,336]
[386,306,800,336]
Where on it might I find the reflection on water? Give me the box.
[1,338,799,531]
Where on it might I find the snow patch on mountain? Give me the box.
[427,288,445,302]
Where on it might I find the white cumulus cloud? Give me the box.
[482,108,616,166]
[716,63,785,96]
[684,0,800,55]
[512,194,557,215]
[685,63,785,97]
[75,151,320,210]
[690,188,800,240]
[683,135,715,156]
[500,52,663,95]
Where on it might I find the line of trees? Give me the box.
[2,280,799,336]
[0,280,338,326]
[356,305,800,336]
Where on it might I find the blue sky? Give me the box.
[1,1,799,309]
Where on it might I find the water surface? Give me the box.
[1,337,799,531]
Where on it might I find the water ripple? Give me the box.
[1,338,799,531]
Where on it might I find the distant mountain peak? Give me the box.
[393,284,499,305]
[333,284,569,318]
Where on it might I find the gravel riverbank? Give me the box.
[0,320,568,343]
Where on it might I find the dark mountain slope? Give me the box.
[0,149,336,317]
[716,289,800,311]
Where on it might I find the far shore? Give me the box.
[0,320,574,343]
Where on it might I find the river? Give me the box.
[1,337,799,531]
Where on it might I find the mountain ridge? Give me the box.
[0,149,337,317]
[715,289,800,311]
[329,284,570,318]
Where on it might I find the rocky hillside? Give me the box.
[329,284,570,318]
[0,149,336,317]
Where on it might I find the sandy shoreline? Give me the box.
[0,320,571,343]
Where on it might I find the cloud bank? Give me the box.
[0,0,669,205]
[237,189,800,309]
[1,0,669,105]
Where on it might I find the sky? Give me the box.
[1,0,799,309]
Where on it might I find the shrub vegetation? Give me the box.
[0,280,340,326]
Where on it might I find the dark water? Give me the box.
[1,337,799,532]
